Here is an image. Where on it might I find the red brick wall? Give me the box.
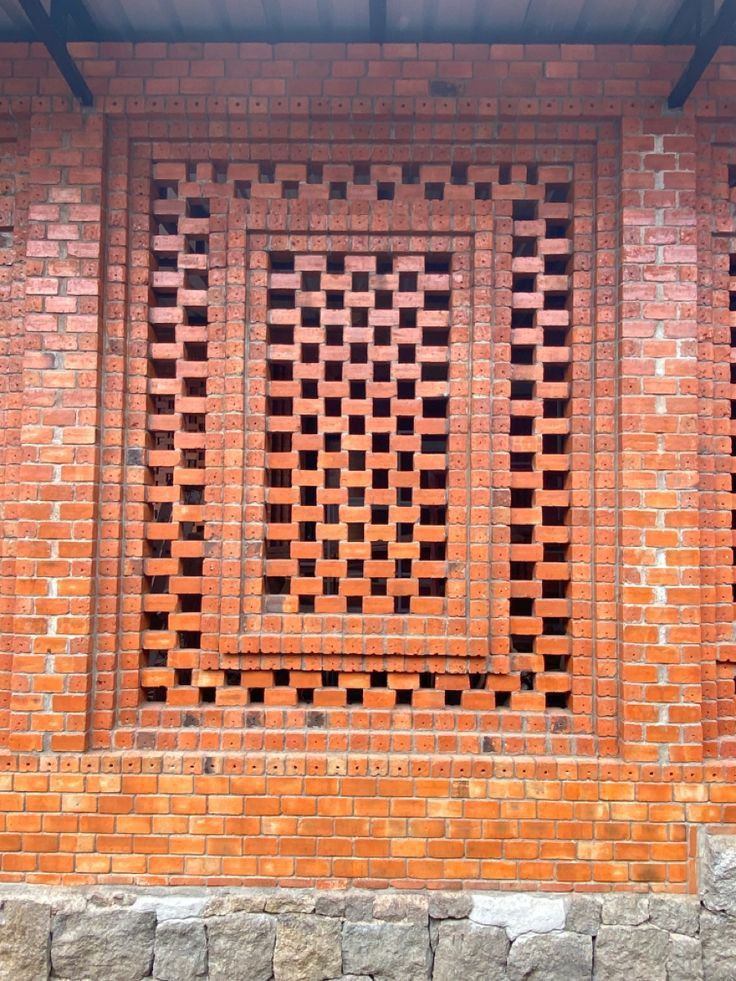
[0,40,735,889]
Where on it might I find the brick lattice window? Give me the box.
[140,170,211,702]
[95,121,617,755]
[264,251,450,618]
[507,170,574,711]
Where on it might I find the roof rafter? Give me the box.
[50,0,98,40]
[369,0,387,42]
[17,0,93,105]
[668,0,736,108]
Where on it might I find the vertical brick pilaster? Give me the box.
[9,111,105,752]
[619,116,702,763]
[0,120,29,750]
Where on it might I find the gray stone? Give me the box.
[600,895,649,926]
[432,919,509,981]
[265,890,316,914]
[373,893,428,924]
[314,893,347,918]
[701,909,736,981]
[700,829,736,917]
[343,893,375,922]
[508,931,593,981]
[428,892,473,921]
[649,896,700,938]
[51,909,155,981]
[133,895,207,922]
[273,914,342,981]
[0,899,50,981]
[86,890,137,910]
[342,921,431,980]
[207,913,275,981]
[667,933,703,981]
[203,891,267,916]
[470,893,566,940]
[594,925,668,981]
[566,896,602,936]
[153,920,207,981]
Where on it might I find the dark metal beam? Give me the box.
[665,0,700,43]
[369,0,386,42]
[668,0,736,108]
[17,0,93,105]
[64,0,98,38]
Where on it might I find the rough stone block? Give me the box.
[600,895,649,926]
[203,891,267,916]
[153,919,207,981]
[428,892,473,921]
[700,829,736,917]
[701,909,736,981]
[470,893,566,940]
[565,896,601,936]
[343,893,375,922]
[314,892,347,918]
[507,930,592,981]
[667,933,703,981]
[373,893,429,924]
[432,919,508,981]
[133,895,207,922]
[265,890,316,914]
[649,896,700,938]
[51,909,155,981]
[342,920,431,980]
[0,900,50,981]
[594,925,668,981]
[206,912,275,981]
[273,913,342,981]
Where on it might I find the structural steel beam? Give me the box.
[668,0,736,108]
[51,0,98,39]
[17,0,94,105]
[369,0,386,42]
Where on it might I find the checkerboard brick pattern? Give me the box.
[99,133,610,747]
[0,40,735,889]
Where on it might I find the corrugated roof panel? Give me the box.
[626,0,681,42]
[573,0,646,40]
[85,0,155,38]
[432,0,478,40]
[474,0,532,39]
[222,0,270,34]
[388,0,426,38]
[329,0,371,37]
[0,0,721,44]
[523,0,588,39]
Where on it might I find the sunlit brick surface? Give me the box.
[2,44,733,890]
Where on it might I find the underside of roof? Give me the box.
[0,0,734,45]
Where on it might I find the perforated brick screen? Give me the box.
[89,120,616,754]
[263,250,450,618]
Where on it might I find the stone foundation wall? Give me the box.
[2,872,736,980]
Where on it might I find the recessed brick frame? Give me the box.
[85,120,618,756]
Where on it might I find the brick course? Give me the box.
[0,41,734,889]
